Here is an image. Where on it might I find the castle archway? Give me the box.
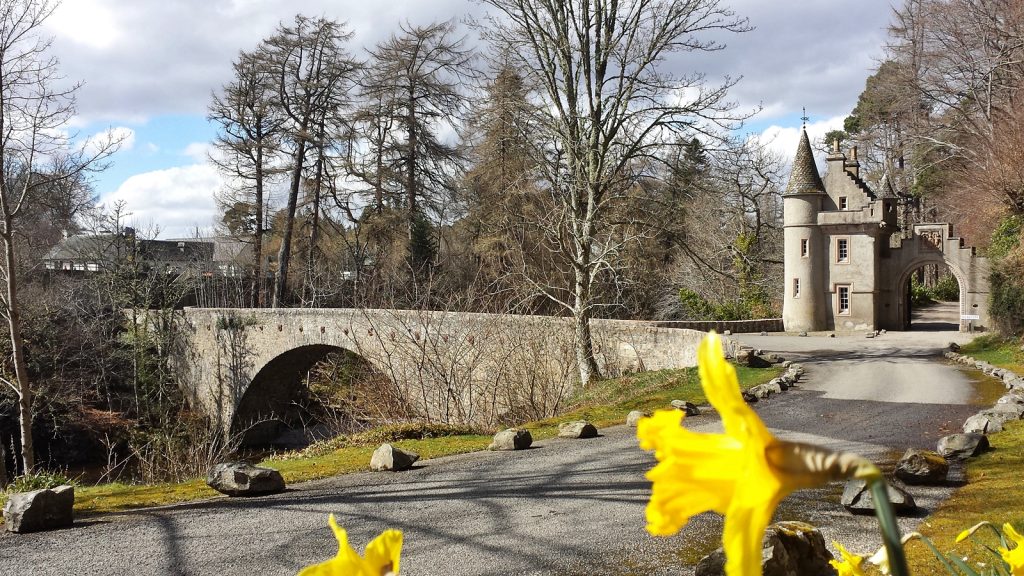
[231,344,391,447]
[892,255,974,331]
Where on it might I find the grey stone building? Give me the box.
[782,128,990,332]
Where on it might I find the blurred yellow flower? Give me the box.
[1000,523,1024,575]
[637,332,880,576]
[830,541,867,576]
[298,514,403,576]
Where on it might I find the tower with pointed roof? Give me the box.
[782,127,828,331]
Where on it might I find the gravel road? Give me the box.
[1,311,998,575]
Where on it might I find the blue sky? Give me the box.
[45,0,894,237]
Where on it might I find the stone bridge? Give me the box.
[171,308,716,438]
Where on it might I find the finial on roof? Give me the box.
[801,107,808,127]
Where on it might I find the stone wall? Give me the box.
[652,318,784,333]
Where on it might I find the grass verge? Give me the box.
[1,362,780,522]
[905,420,1024,573]
[960,334,1024,374]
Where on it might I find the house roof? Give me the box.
[784,128,826,195]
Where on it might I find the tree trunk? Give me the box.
[3,230,34,472]
[272,136,307,308]
[253,145,265,308]
[305,146,324,304]
[0,437,8,486]
[572,264,601,386]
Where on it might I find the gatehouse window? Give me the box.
[793,278,800,298]
[837,285,851,315]
[800,239,808,257]
[836,237,850,263]
[839,196,848,210]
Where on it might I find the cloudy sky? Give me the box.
[43,0,895,237]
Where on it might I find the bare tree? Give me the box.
[263,15,359,308]
[358,20,475,276]
[209,49,285,307]
[0,0,119,472]
[478,0,750,384]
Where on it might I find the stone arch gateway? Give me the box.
[782,128,990,332]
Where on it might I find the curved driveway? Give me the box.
[0,316,995,575]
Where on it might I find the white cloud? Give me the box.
[183,142,212,162]
[751,115,847,165]
[46,0,121,50]
[100,163,222,238]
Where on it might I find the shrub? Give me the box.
[4,470,72,494]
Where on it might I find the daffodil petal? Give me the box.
[722,496,780,576]
[364,529,403,575]
[698,333,772,444]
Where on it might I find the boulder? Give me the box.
[937,433,990,459]
[370,443,420,471]
[841,479,916,515]
[798,331,808,337]
[626,410,648,427]
[1004,372,1022,385]
[723,329,732,336]
[488,428,533,451]
[207,463,285,497]
[948,342,961,352]
[3,485,74,533]
[760,353,785,364]
[781,360,793,368]
[734,348,754,365]
[670,400,701,416]
[742,391,758,404]
[747,355,773,368]
[695,521,834,576]
[750,381,783,399]
[989,402,1024,421]
[963,412,1004,434]
[1010,377,1024,390]
[558,420,599,439]
[865,332,875,338]
[894,449,949,485]
[771,377,790,391]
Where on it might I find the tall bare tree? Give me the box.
[478,0,750,384]
[0,0,119,472]
[209,49,285,307]
[358,20,475,276]
[263,15,359,307]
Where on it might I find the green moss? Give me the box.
[906,421,1024,573]
[960,335,1024,374]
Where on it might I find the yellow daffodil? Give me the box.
[830,541,867,576]
[637,332,881,576]
[999,523,1024,575]
[298,514,403,576]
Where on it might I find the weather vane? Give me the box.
[801,107,809,127]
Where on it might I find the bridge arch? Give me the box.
[231,344,388,446]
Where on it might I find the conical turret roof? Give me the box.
[784,128,825,195]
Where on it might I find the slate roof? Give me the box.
[784,129,826,195]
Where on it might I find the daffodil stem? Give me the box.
[870,478,911,576]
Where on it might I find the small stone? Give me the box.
[829,333,836,338]
[626,410,648,427]
[865,332,875,338]
[841,479,916,514]
[488,428,533,450]
[760,331,768,336]
[742,391,758,403]
[963,413,1004,434]
[370,443,420,471]
[558,420,598,439]
[670,400,701,416]
[879,329,887,335]
[207,463,285,497]
[895,449,949,485]
[723,329,732,336]
[948,342,961,352]
[937,433,990,459]
[3,485,74,533]
[781,360,793,368]
[799,331,808,337]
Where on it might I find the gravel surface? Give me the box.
[1,311,996,575]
